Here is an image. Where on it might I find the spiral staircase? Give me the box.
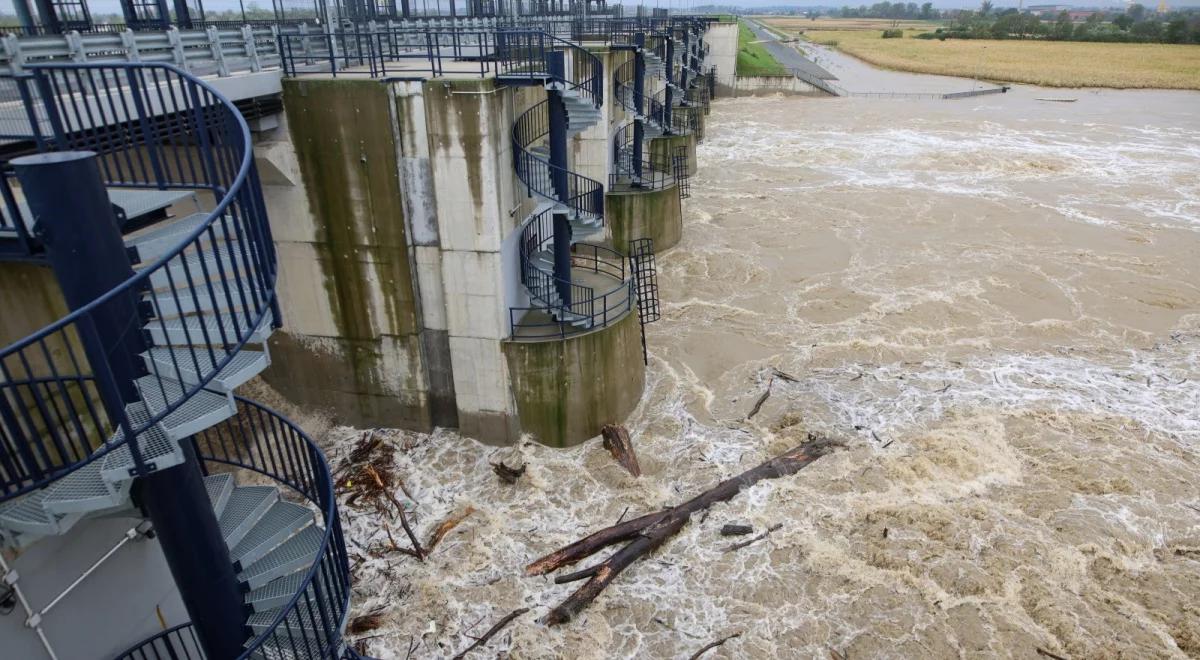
[0,63,349,660]
[504,31,634,336]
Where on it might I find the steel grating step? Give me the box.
[205,473,235,519]
[0,488,83,537]
[245,570,328,614]
[147,242,258,291]
[126,212,233,262]
[135,375,237,440]
[108,188,198,221]
[143,310,274,347]
[41,458,131,515]
[246,596,333,637]
[99,403,184,482]
[239,525,323,590]
[247,634,330,660]
[231,501,314,570]
[142,348,270,393]
[219,486,279,549]
[145,280,266,318]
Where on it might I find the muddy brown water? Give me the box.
[322,80,1200,659]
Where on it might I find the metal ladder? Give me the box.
[629,238,660,365]
[672,145,691,200]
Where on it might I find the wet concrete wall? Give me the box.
[502,310,645,448]
[606,184,683,254]
[703,22,739,96]
[261,79,434,430]
[734,75,823,97]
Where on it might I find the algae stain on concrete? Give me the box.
[424,80,490,235]
[281,78,421,402]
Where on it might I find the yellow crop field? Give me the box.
[759,16,1200,89]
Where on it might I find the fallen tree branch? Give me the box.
[527,435,842,624]
[723,523,782,552]
[450,607,530,659]
[426,507,476,554]
[688,632,743,660]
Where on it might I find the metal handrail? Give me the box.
[511,99,603,219]
[513,207,631,338]
[609,120,672,190]
[112,397,351,660]
[0,62,276,499]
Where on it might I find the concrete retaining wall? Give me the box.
[502,310,645,448]
[733,75,824,97]
[649,133,698,179]
[606,185,683,254]
[703,22,739,97]
[262,79,434,430]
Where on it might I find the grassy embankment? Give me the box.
[762,16,1200,89]
[736,19,788,76]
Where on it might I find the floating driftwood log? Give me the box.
[602,424,642,477]
[527,435,842,625]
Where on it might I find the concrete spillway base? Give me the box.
[606,184,683,254]
[649,133,699,180]
[502,310,645,448]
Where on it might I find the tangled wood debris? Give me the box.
[526,435,843,625]
[336,431,425,560]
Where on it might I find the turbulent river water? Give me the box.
[316,77,1200,659]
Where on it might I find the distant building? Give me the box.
[1027,4,1071,16]
[1068,9,1100,20]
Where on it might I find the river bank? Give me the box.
[759,16,1200,90]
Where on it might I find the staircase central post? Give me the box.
[546,50,574,308]
[14,151,247,660]
[663,34,675,134]
[633,32,646,180]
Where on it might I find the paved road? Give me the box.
[744,19,837,81]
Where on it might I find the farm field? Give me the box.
[758,16,1200,89]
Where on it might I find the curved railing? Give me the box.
[511,100,604,218]
[650,86,694,137]
[613,58,675,137]
[511,208,634,339]
[114,397,351,660]
[504,30,604,221]
[609,121,673,190]
[0,63,276,499]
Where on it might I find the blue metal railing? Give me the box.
[0,62,277,498]
[510,207,632,339]
[511,99,604,218]
[609,121,672,190]
[112,397,352,660]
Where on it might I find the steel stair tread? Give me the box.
[145,280,267,318]
[239,525,323,590]
[143,310,274,347]
[142,348,269,392]
[99,402,183,481]
[205,473,235,518]
[126,212,231,262]
[245,571,319,613]
[134,375,236,439]
[0,489,81,536]
[146,241,257,289]
[247,634,330,660]
[219,486,279,549]
[40,459,129,514]
[231,500,314,570]
[246,596,332,636]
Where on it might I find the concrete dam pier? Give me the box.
[253,23,736,448]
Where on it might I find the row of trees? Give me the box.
[837,2,940,20]
[927,3,1200,44]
